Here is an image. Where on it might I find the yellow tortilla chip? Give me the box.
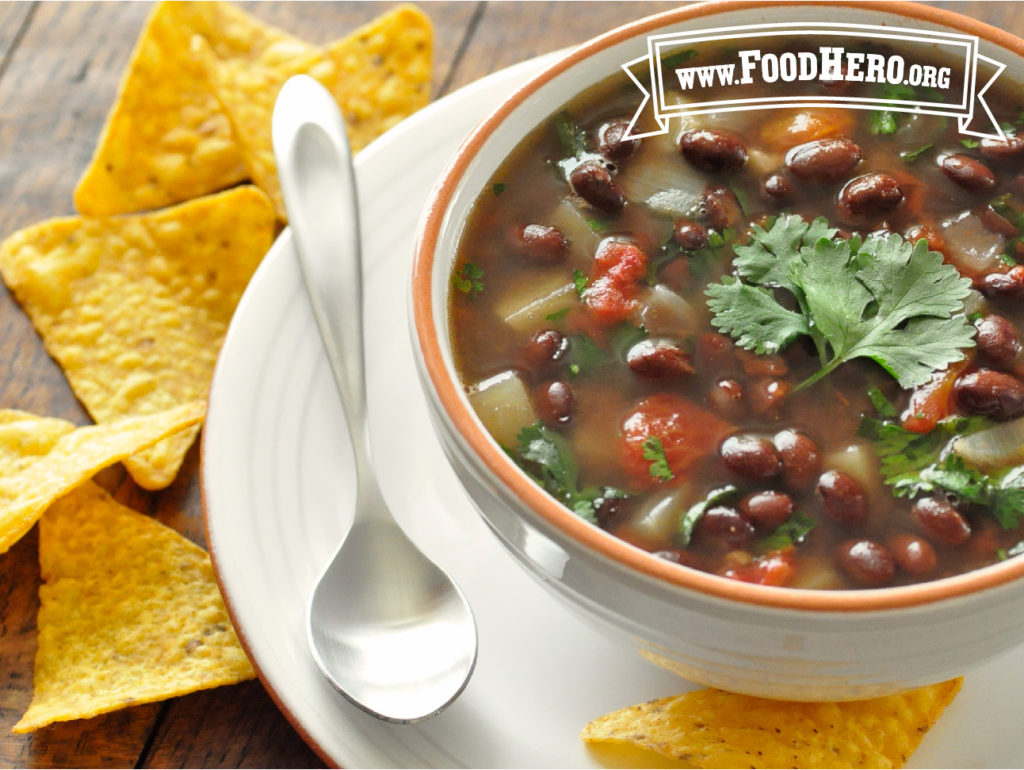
[14,481,254,732]
[74,1,316,216]
[0,402,205,555]
[195,4,432,218]
[0,186,274,489]
[581,679,963,769]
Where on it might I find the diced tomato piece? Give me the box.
[621,393,732,488]
[901,355,973,433]
[585,240,648,325]
[721,549,796,586]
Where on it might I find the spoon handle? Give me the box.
[273,76,374,481]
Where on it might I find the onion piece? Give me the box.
[617,131,704,217]
[939,210,1006,277]
[467,370,538,448]
[953,415,1024,470]
[621,484,692,543]
[633,284,699,336]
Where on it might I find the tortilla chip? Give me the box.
[13,481,254,732]
[195,4,432,218]
[0,402,205,555]
[0,186,274,489]
[74,1,316,216]
[581,679,963,769]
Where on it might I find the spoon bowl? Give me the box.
[272,74,477,723]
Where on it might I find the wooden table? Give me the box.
[0,1,1020,767]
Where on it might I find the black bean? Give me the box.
[817,470,869,527]
[938,153,997,191]
[679,129,748,173]
[594,495,623,527]
[701,185,742,229]
[837,173,903,217]
[836,540,896,586]
[979,205,1021,238]
[513,224,569,263]
[535,380,574,424]
[569,160,625,213]
[521,329,569,372]
[975,314,1022,367]
[694,506,755,550]
[598,120,638,160]
[748,378,789,416]
[626,339,693,379]
[673,218,709,250]
[983,266,1024,296]
[979,133,1024,161]
[953,368,1024,420]
[763,173,793,199]
[786,138,862,181]
[774,430,821,490]
[709,379,744,420]
[738,490,794,530]
[720,435,781,480]
[888,533,938,576]
[911,497,971,546]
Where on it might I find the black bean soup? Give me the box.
[449,39,1024,589]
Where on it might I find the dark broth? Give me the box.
[450,40,1024,589]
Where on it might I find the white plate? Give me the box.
[202,56,1024,768]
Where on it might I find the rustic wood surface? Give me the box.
[0,1,1021,768]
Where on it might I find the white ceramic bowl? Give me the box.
[411,0,1024,700]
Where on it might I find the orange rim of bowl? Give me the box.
[413,0,1024,613]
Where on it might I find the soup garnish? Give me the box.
[449,40,1024,589]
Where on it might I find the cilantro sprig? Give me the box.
[706,215,975,391]
[513,423,627,522]
[900,456,1024,530]
[859,395,1024,530]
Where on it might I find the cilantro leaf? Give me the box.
[642,436,674,482]
[452,262,484,296]
[573,268,587,297]
[677,485,738,546]
[706,277,810,355]
[759,511,816,551]
[866,386,898,419]
[566,333,605,376]
[492,182,505,195]
[707,217,975,390]
[555,113,588,157]
[796,235,974,388]
[517,422,578,493]
[731,215,836,294]
[869,110,899,135]
[513,423,627,523]
[870,82,917,135]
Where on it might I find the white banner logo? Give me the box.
[623,22,1006,140]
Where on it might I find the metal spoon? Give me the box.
[271,75,477,723]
